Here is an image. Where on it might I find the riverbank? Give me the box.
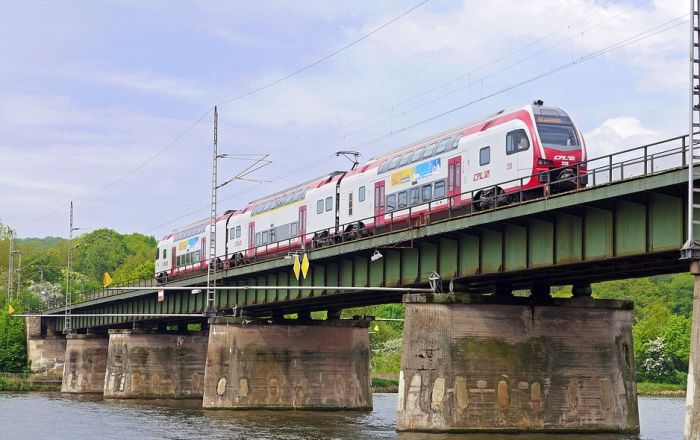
[637,382,686,397]
[0,376,60,392]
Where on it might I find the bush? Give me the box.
[641,337,676,383]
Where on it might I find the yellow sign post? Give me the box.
[7,304,15,315]
[293,255,301,280]
[301,254,310,279]
[102,272,113,288]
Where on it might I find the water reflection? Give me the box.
[0,393,681,440]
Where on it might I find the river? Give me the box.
[0,393,684,440]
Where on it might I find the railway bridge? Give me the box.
[26,135,698,434]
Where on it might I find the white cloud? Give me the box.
[585,116,661,158]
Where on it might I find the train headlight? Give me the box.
[538,158,553,165]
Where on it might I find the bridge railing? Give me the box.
[70,134,690,307]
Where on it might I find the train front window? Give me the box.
[536,120,580,151]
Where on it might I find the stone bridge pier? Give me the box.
[62,333,109,393]
[25,316,66,381]
[103,328,208,399]
[202,317,372,410]
[396,294,639,434]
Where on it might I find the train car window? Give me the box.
[291,222,298,237]
[325,196,333,211]
[435,138,451,154]
[348,192,353,216]
[317,200,324,214]
[388,155,401,170]
[386,194,396,212]
[177,256,181,267]
[236,226,241,238]
[194,251,200,262]
[451,134,463,149]
[256,233,261,245]
[410,187,420,205]
[411,147,425,162]
[422,184,433,202]
[262,231,269,244]
[399,151,412,167]
[434,180,446,199]
[479,147,491,166]
[162,249,166,259]
[269,229,276,242]
[506,129,529,155]
[359,186,366,202]
[378,160,388,173]
[422,142,438,159]
[398,191,408,209]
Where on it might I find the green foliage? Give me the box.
[112,254,155,285]
[0,376,59,392]
[0,299,27,372]
[641,337,676,383]
[636,382,686,394]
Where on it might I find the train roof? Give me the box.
[248,171,344,205]
[367,103,568,163]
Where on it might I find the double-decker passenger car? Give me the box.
[155,101,586,281]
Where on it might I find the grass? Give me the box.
[637,382,686,395]
[371,377,399,392]
[0,377,60,392]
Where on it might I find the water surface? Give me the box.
[0,393,683,440]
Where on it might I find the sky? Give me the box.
[0,0,689,239]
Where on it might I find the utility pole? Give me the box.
[206,106,219,315]
[6,228,14,299]
[63,201,74,334]
[14,250,21,300]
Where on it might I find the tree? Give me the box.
[73,229,130,281]
[641,337,676,383]
[0,299,27,372]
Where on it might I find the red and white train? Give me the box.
[155,101,587,282]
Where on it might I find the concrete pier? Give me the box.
[397,294,639,434]
[61,334,109,393]
[202,318,372,410]
[103,329,208,399]
[25,316,66,380]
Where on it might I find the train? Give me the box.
[155,101,587,282]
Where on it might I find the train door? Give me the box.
[448,156,462,205]
[298,205,307,246]
[200,237,206,267]
[171,246,176,273]
[247,222,255,258]
[374,181,386,226]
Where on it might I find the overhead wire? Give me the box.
[17,1,430,233]
[292,0,655,157]
[215,0,430,107]
[345,15,687,154]
[143,13,685,236]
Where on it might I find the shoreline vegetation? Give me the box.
[0,376,60,392]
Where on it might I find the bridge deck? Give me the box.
[44,138,693,331]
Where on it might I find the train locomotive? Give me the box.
[155,101,587,282]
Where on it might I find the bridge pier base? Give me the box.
[103,329,208,399]
[25,316,66,381]
[61,333,108,393]
[397,294,639,434]
[202,317,372,410]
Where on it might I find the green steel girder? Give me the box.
[45,167,692,331]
